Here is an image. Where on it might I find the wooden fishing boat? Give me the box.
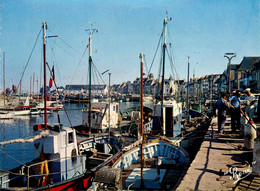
[91,137,189,190]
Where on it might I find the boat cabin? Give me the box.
[153,99,183,137]
[82,102,119,133]
[33,124,83,183]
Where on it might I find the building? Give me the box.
[64,84,108,96]
[237,57,260,92]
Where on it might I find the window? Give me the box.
[68,132,74,144]
[113,106,115,111]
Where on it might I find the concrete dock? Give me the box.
[177,117,260,191]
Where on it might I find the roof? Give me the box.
[65,84,107,91]
[230,64,240,70]
[238,57,260,71]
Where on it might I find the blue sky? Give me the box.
[0,0,259,90]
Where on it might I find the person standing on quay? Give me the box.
[230,90,241,133]
[244,88,256,119]
[213,92,233,134]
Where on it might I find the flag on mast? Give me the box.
[49,65,55,88]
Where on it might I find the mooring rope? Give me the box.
[0,130,50,145]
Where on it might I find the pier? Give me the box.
[177,116,260,191]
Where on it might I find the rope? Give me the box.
[16,29,42,95]
[0,149,27,166]
[0,130,50,145]
[148,31,163,76]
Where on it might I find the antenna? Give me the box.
[166,9,172,21]
[85,23,98,35]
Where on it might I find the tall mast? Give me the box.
[161,18,167,136]
[33,72,35,97]
[85,24,97,132]
[42,22,48,129]
[139,53,144,188]
[3,52,5,106]
[108,72,111,139]
[187,56,190,122]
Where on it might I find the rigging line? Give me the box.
[166,48,176,80]
[51,39,76,58]
[48,28,76,52]
[148,31,163,76]
[46,63,73,128]
[49,41,63,87]
[0,169,26,176]
[68,44,88,88]
[0,149,27,167]
[93,66,100,85]
[16,29,42,95]
[92,62,105,84]
[166,47,179,81]
[167,29,178,81]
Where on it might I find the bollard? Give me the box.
[252,138,260,174]
[244,119,256,150]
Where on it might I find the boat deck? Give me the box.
[121,158,184,190]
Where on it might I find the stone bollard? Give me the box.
[253,138,260,174]
[244,119,256,150]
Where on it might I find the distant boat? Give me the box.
[30,108,41,115]
[0,111,13,119]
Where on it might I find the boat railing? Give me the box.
[26,154,86,188]
[0,154,87,189]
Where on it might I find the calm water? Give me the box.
[0,102,139,171]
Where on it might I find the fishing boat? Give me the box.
[0,22,122,191]
[111,137,189,190]
[72,25,122,136]
[0,124,122,190]
[90,53,189,190]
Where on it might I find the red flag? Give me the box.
[49,77,53,88]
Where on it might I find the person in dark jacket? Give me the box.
[213,92,233,134]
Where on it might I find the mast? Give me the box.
[85,24,97,132]
[161,18,167,136]
[3,52,5,106]
[33,72,35,97]
[42,22,48,129]
[186,56,190,122]
[108,72,111,139]
[139,52,144,188]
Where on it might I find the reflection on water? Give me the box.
[0,102,138,170]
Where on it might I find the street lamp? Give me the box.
[224,53,236,94]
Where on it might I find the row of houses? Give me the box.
[185,56,260,99]
[62,56,259,98]
[112,73,178,97]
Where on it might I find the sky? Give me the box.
[0,0,259,91]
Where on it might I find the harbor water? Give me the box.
[0,102,139,171]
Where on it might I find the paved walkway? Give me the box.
[177,117,259,191]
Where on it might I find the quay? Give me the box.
[177,116,260,191]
